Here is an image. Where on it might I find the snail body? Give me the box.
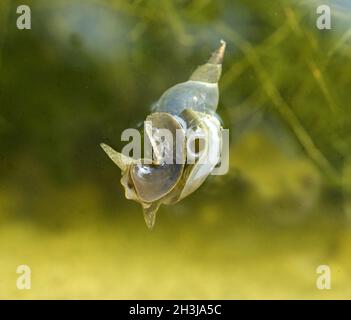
[101,41,226,229]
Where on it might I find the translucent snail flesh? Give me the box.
[101,40,226,229]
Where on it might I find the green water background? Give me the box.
[0,0,351,299]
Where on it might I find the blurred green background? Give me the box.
[0,0,351,299]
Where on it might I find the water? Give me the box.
[0,0,350,299]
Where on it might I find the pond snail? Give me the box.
[101,40,226,229]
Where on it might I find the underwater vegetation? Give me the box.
[0,0,351,299]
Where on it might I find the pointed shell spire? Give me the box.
[189,40,226,83]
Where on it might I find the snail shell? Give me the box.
[101,40,226,229]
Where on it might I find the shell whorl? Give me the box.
[155,40,226,115]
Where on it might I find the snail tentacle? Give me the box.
[100,143,135,172]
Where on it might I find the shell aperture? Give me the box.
[101,40,226,229]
